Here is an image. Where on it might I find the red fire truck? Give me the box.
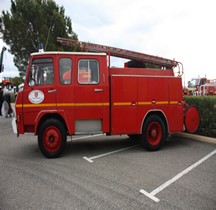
[13,38,200,158]
[186,77,216,95]
[0,79,15,93]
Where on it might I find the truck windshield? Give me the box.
[188,79,199,88]
[28,58,54,86]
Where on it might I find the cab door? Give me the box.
[74,56,104,134]
[56,56,74,134]
[23,56,56,130]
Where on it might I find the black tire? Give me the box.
[38,118,66,158]
[140,115,166,151]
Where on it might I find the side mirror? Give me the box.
[29,78,35,86]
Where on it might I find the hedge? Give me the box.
[184,96,216,137]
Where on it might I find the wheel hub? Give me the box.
[147,121,162,146]
[43,126,61,153]
[151,129,157,138]
[49,135,55,143]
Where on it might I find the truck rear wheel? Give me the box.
[38,119,66,158]
[140,115,166,151]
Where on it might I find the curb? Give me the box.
[174,132,216,144]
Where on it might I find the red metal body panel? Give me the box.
[167,77,184,131]
[109,67,183,134]
[111,75,138,134]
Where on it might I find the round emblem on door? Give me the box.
[28,90,44,104]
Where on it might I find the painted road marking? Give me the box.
[140,149,216,202]
[83,144,139,163]
[139,189,160,202]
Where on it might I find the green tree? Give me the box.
[0,0,78,77]
[11,76,24,89]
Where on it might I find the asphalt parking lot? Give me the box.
[0,115,216,209]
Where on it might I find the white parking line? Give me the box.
[83,144,139,163]
[140,149,216,202]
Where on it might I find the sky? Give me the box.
[0,0,216,85]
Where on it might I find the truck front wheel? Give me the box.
[38,119,66,158]
[140,115,166,151]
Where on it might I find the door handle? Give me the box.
[94,88,103,92]
[48,89,56,93]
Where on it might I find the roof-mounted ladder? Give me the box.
[57,37,183,73]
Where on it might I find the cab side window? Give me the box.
[29,58,54,86]
[78,59,99,84]
[59,58,72,85]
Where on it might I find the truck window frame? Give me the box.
[59,57,72,85]
[28,58,54,87]
[78,59,99,85]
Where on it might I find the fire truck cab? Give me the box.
[13,40,199,158]
[187,77,216,95]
